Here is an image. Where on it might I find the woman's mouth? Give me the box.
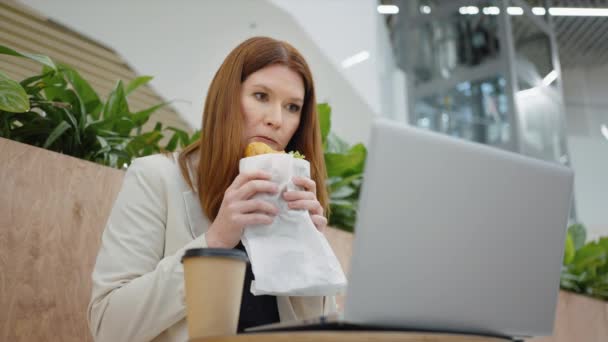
[252,136,278,147]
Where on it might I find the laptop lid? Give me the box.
[343,119,573,338]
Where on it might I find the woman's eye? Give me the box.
[254,92,268,101]
[287,104,301,113]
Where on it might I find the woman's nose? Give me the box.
[264,103,282,128]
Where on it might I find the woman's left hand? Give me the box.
[283,176,327,233]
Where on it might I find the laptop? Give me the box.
[247,119,574,340]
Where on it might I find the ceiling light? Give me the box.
[342,51,370,69]
[507,7,524,15]
[377,5,399,14]
[482,7,500,15]
[549,7,608,16]
[532,7,547,15]
[542,70,558,86]
[461,6,608,17]
[459,6,479,15]
[601,124,608,140]
[421,5,431,14]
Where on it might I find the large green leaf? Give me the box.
[126,130,163,155]
[86,116,120,131]
[0,45,57,70]
[109,149,131,165]
[330,185,356,199]
[10,123,52,140]
[43,121,71,148]
[326,132,350,153]
[131,102,168,127]
[61,108,81,145]
[571,242,607,272]
[165,126,189,147]
[328,173,363,193]
[61,65,101,114]
[115,116,135,136]
[41,66,68,102]
[0,71,30,113]
[96,136,109,149]
[569,224,587,251]
[20,71,53,88]
[93,141,112,157]
[95,129,121,137]
[104,80,129,119]
[328,202,357,232]
[597,236,608,251]
[325,143,367,178]
[125,76,153,95]
[317,103,331,144]
[188,130,201,144]
[564,233,575,265]
[597,237,608,274]
[165,133,180,152]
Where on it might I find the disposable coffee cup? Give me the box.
[181,248,249,339]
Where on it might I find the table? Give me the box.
[191,331,516,342]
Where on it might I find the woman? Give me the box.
[87,36,336,342]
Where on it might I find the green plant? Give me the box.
[0,44,362,231]
[0,45,198,168]
[561,223,608,301]
[318,103,367,232]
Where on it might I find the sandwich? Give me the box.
[244,142,305,159]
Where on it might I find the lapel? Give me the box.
[180,152,210,239]
[182,189,209,239]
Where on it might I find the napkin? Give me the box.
[239,153,347,296]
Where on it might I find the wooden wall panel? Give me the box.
[528,291,608,342]
[323,227,354,311]
[0,138,125,342]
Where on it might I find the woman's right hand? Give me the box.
[205,170,279,249]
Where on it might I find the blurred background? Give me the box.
[1,0,606,240]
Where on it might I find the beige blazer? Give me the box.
[88,153,336,342]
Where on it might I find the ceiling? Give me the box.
[382,0,608,69]
[525,0,608,68]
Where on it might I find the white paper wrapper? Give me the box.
[239,153,347,296]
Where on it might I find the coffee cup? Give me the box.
[182,248,248,339]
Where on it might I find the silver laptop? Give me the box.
[248,119,574,339]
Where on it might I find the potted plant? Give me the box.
[0,44,198,169]
[561,223,608,300]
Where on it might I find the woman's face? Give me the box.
[241,64,304,151]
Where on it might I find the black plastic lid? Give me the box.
[181,248,249,263]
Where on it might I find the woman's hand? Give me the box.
[283,176,327,233]
[206,170,279,249]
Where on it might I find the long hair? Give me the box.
[177,36,329,221]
